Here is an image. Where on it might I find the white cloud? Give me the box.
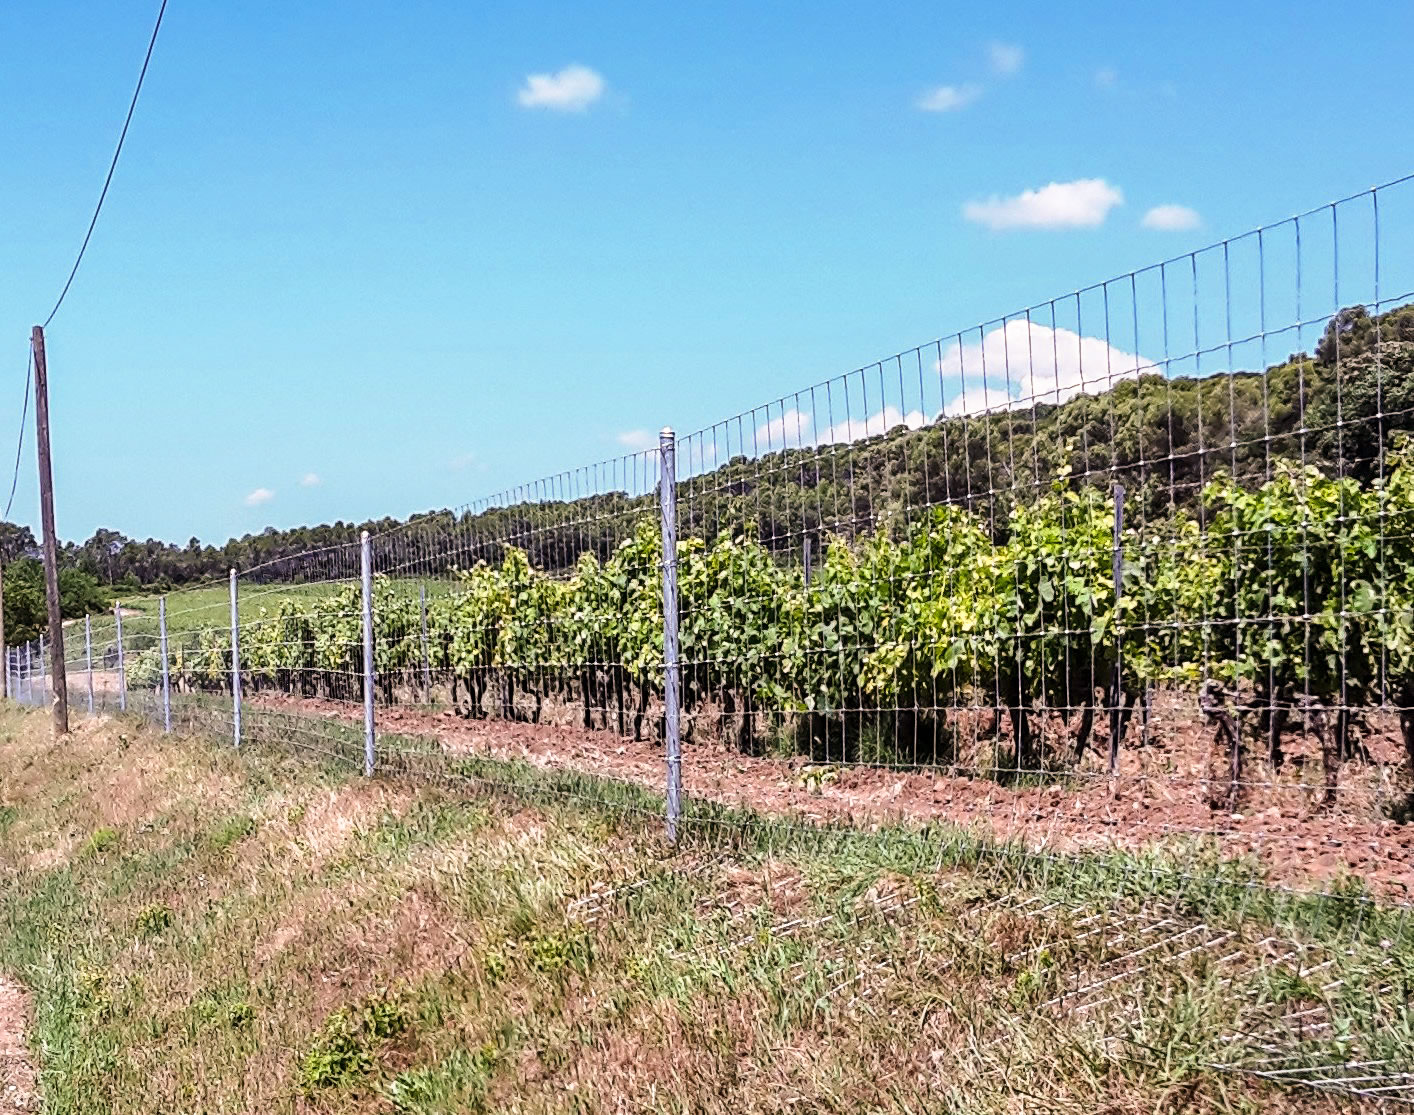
[298,472,321,487]
[616,429,657,451]
[1141,203,1202,231]
[963,178,1124,230]
[939,320,1159,415]
[1094,66,1118,89]
[988,42,1025,76]
[244,487,274,507]
[738,323,1158,453]
[448,452,478,471]
[517,64,606,112]
[916,83,981,112]
[755,405,927,451]
[823,405,927,445]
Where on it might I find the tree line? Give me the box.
[2,301,1412,603]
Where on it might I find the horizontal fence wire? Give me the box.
[6,175,1414,1108]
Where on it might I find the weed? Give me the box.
[203,814,255,853]
[1262,964,1324,1004]
[385,1044,499,1114]
[528,930,591,976]
[300,1008,374,1091]
[133,903,172,939]
[298,993,408,1092]
[78,826,119,860]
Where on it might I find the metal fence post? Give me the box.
[230,569,242,747]
[159,596,171,734]
[114,604,127,712]
[360,530,376,777]
[23,644,30,706]
[1109,483,1126,777]
[419,583,431,701]
[84,615,94,716]
[658,427,683,841]
[37,633,45,707]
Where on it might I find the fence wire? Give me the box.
[7,175,1414,1107]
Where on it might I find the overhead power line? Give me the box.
[42,0,170,329]
[4,0,169,526]
[3,345,33,522]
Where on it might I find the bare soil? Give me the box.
[248,690,1414,901]
[0,978,35,1112]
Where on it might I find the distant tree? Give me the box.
[0,522,37,564]
[2,559,108,643]
[1316,304,1414,366]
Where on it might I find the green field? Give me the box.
[85,578,451,646]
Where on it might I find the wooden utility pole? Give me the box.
[31,326,67,736]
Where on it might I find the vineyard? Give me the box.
[104,438,1414,811]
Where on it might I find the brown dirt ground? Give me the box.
[248,691,1414,900]
[0,978,35,1113]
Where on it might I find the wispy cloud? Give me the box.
[517,64,606,112]
[1141,203,1201,231]
[963,178,1123,230]
[1094,66,1118,89]
[916,83,982,113]
[988,42,1025,76]
[616,429,657,451]
[244,487,274,507]
[298,472,321,488]
[448,452,479,471]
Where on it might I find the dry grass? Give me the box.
[0,705,1405,1113]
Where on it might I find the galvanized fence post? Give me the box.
[1109,483,1126,777]
[658,427,683,841]
[360,530,376,777]
[230,569,242,747]
[159,596,171,734]
[37,633,45,707]
[84,615,94,716]
[419,583,431,701]
[114,604,127,712]
[23,644,30,706]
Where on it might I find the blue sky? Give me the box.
[2,0,1413,545]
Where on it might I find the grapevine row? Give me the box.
[124,448,1414,801]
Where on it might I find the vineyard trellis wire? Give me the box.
[8,174,1414,1103]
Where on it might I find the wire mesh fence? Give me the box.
[6,175,1414,1103]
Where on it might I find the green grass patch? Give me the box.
[202,814,255,854]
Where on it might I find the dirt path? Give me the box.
[0,977,35,1112]
[248,692,1414,901]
